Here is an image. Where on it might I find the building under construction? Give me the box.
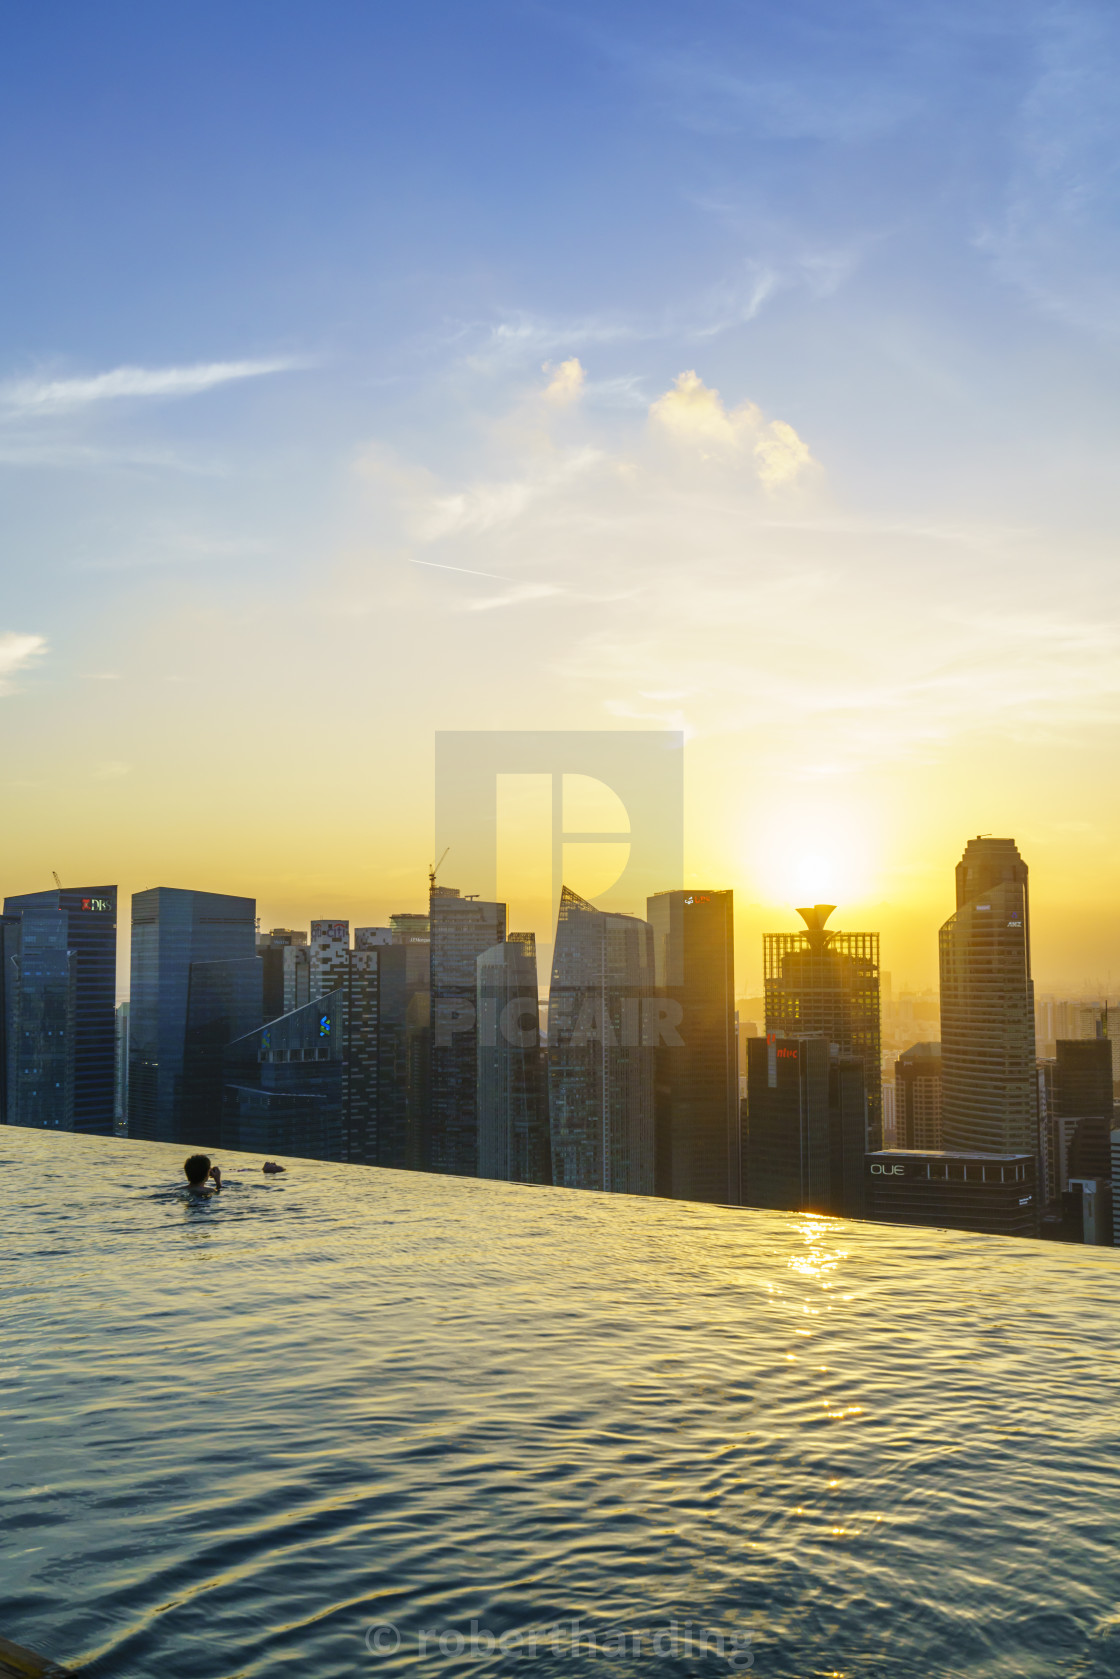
[763,904,882,1151]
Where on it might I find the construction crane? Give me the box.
[52,871,62,891]
[429,847,449,890]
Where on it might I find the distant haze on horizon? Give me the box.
[2,3,1119,1000]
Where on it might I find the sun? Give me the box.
[746,804,877,911]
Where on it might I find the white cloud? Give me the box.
[0,358,304,417]
[650,369,815,485]
[542,357,587,405]
[0,632,46,693]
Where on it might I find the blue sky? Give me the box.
[2,1,1119,986]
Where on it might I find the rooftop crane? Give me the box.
[429,847,449,890]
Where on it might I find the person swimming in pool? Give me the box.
[184,1153,222,1192]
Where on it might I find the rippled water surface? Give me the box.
[4,1130,1120,1678]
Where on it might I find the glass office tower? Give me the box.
[428,886,506,1176]
[548,886,656,1196]
[2,886,117,1134]
[129,888,257,1144]
[2,905,75,1129]
[764,904,882,1150]
[646,888,738,1204]
[477,932,550,1185]
[939,837,1037,1155]
[180,956,264,1147]
[223,990,345,1161]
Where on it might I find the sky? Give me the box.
[2,0,1120,997]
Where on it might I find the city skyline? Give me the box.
[7,841,1119,1007]
[3,6,1120,999]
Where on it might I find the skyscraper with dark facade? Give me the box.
[1056,1037,1114,1182]
[2,886,117,1134]
[374,926,431,1171]
[743,1032,866,1217]
[646,888,738,1204]
[428,886,506,1176]
[764,904,881,1149]
[224,989,345,1161]
[477,932,550,1185]
[744,1033,830,1212]
[128,888,257,1144]
[180,955,264,1146]
[939,837,1037,1155]
[548,886,656,1196]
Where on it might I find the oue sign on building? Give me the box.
[870,1163,905,1176]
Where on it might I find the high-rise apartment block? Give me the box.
[646,889,738,1204]
[764,904,881,1149]
[309,920,350,1001]
[548,886,656,1196]
[2,886,118,1134]
[939,837,1037,1155]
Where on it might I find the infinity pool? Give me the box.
[3,1128,1119,1677]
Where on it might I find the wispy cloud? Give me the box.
[0,358,305,417]
[0,632,46,693]
[459,264,779,373]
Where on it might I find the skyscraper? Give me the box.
[646,888,738,1204]
[257,928,310,1021]
[894,1042,943,1149]
[371,936,431,1170]
[477,932,550,1185]
[309,920,350,1000]
[428,886,506,1176]
[547,885,656,1196]
[341,945,380,1165]
[128,888,257,1143]
[764,904,882,1149]
[743,1032,866,1217]
[1057,1037,1114,1181]
[115,1001,129,1131]
[939,837,1037,1155]
[2,886,118,1134]
[744,1033,830,1211]
[224,989,345,1161]
[180,955,264,1146]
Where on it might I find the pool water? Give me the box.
[3,1128,1119,1677]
